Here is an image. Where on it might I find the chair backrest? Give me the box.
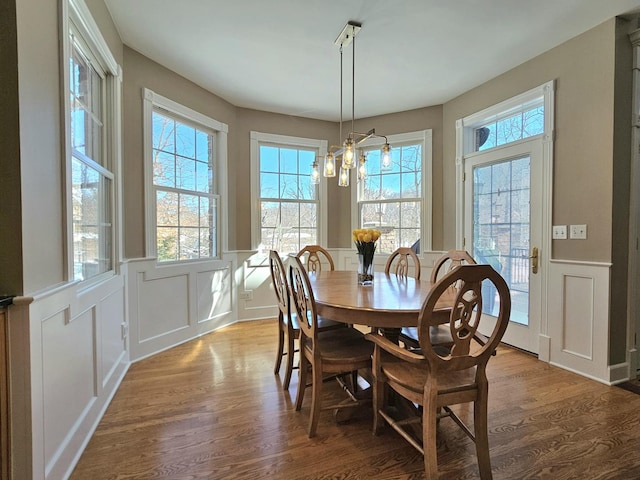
[269,250,290,318]
[288,256,319,341]
[296,245,335,273]
[430,249,476,283]
[384,247,421,279]
[417,264,510,372]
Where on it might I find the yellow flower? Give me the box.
[352,228,381,243]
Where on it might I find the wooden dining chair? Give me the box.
[366,264,511,479]
[296,245,335,273]
[384,247,421,279]
[431,249,477,283]
[269,250,342,390]
[399,249,476,349]
[288,256,373,438]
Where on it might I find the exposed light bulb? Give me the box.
[358,154,367,180]
[343,138,355,167]
[311,162,320,184]
[338,163,350,187]
[381,143,391,169]
[323,152,336,177]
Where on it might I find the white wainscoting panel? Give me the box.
[24,272,128,480]
[548,260,611,383]
[100,288,126,386]
[42,306,96,469]
[138,272,190,341]
[561,275,594,359]
[195,267,233,336]
[127,257,235,361]
[236,251,278,321]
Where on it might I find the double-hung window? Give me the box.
[250,132,327,255]
[143,89,227,262]
[67,0,120,282]
[355,130,432,253]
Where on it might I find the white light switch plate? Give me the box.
[570,224,587,239]
[552,225,567,239]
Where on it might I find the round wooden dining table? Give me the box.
[307,270,452,329]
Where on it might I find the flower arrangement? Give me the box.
[353,228,380,285]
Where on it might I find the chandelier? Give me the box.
[311,21,391,187]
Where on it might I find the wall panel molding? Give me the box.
[18,273,128,480]
[127,258,235,361]
[547,261,611,383]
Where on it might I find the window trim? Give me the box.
[62,0,122,285]
[455,81,555,248]
[351,129,432,253]
[143,88,229,262]
[250,131,328,251]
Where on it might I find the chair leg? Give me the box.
[274,321,284,375]
[350,370,358,393]
[307,361,323,438]
[282,331,296,390]
[474,392,493,479]
[372,376,386,435]
[295,353,308,412]
[422,389,439,480]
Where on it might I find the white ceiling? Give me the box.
[104,0,640,121]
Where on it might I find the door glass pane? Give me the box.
[472,156,530,325]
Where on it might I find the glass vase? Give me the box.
[357,253,374,286]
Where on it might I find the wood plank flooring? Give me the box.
[71,319,640,479]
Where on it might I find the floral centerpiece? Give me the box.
[353,228,381,285]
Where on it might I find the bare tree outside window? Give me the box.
[259,144,318,254]
[152,111,217,262]
[358,143,422,253]
[70,35,113,281]
[475,106,544,151]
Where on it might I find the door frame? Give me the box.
[630,30,640,376]
[463,143,542,353]
[455,81,555,361]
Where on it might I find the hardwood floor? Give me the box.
[71,319,640,479]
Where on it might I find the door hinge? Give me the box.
[462,171,466,182]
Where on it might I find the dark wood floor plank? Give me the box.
[70,319,640,479]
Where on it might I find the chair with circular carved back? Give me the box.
[399,249,476,349]
[384,247,421,280]
[269,250,342,390]
[366,264,511,479]
[288,256,373,437]
[296,245,335,273]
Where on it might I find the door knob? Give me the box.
[529,247,539,274]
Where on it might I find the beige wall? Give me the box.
[442,20,618,262]
[121,50,444,253]
[122,47,237,258]
[610,17,634,363]
[16,0,65,293]
[0,0,22,295]
[85,0,123,65]
[10,0,123,295]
